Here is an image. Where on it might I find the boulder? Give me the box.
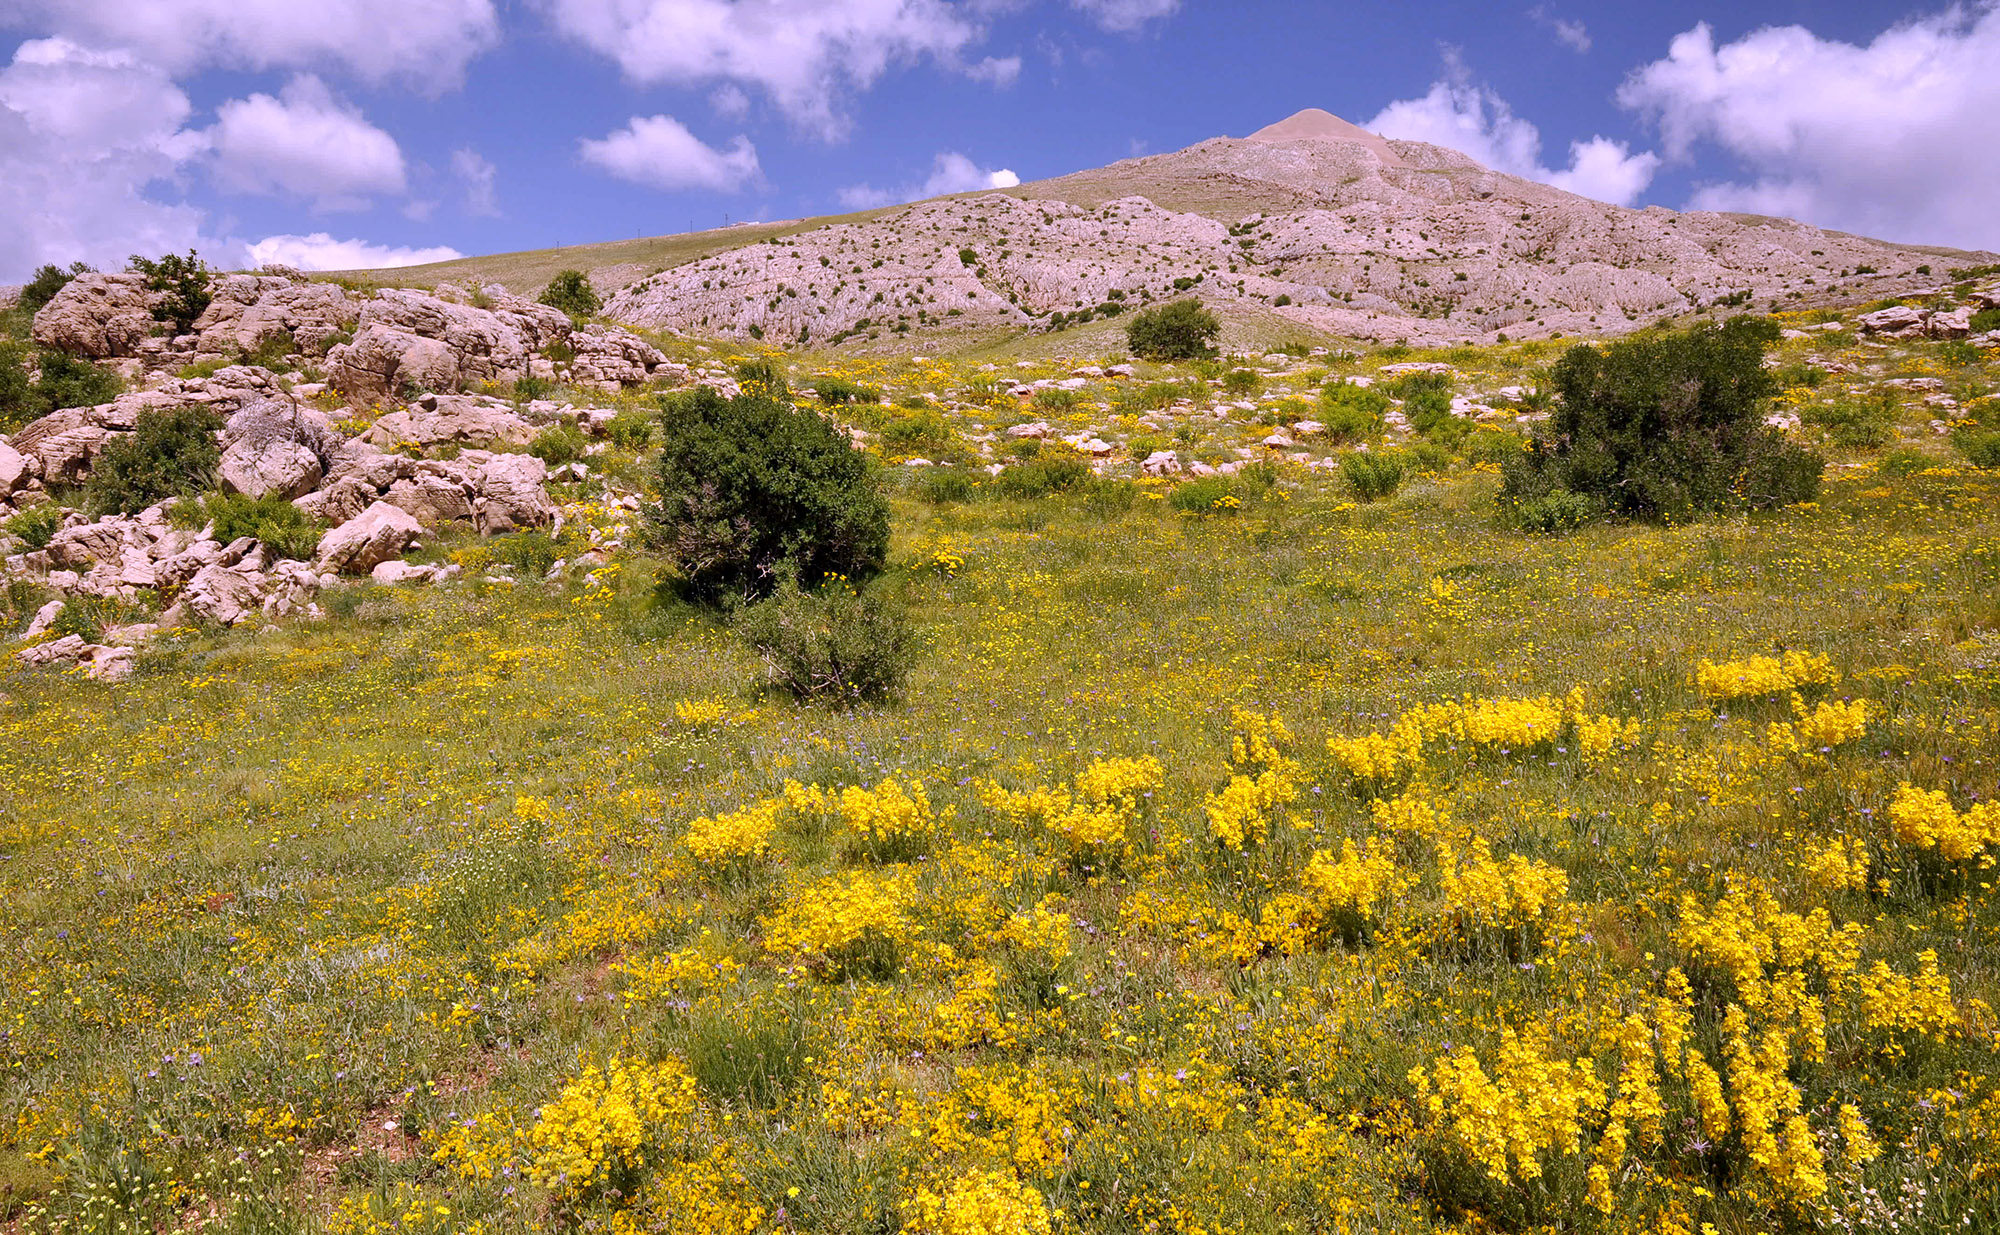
[193,276,357,356]
[293,476,380,527]
[566,326,668,389]
[361,394,534,451]
[0,442,31,495]
[217,400,342,499]
[325,287,569,399]
[315,500,423,574]
[1006,421,1051,439]
[382,475,474,527]
[24,599,64,638]
[471,453,554,536]
[1858,305,1928,337]
[17,634,90,667]
[6,392,160,483]
[371,560,457,585]
[1143,450,1182,476]
[31,273,159,358]
[180,564,261,626]
[1927,306,1975,338]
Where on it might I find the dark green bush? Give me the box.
[529,422,589,466]
[3,504,63,550]
[993,456,1090,499]
[1805,393,1897,449]
[1876,448,1933,477]
[1390,372,1466,444]
[1341,451,1405,502]
[1168,477,1239,515]
[1083,477,1138,519]
[1511,488,1597,533]
[1500,317,1821,518]
[1221,368,1262,395]
[1318,382,1389,441]
[733,358,790,400]
[538,269,601,320]
[1957,429,2000,469]
[653,387,888,604]
[20,261,92,314]
[813,375,883,406]
[175,492,326,561]
[914,469,975,505]
[1125,300,1220,361]
[604,410,656,451]
[83,405,222,515]
[734,578,914,705]
[0,343,123,431]
[1969,307,2000,334]
[127,251,212,335]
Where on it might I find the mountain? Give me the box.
[387,110,1995,352]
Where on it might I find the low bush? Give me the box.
[1083,477,1138,519]
[175,492,327,561]
[1318,382,1389,441]
[1168,477,1239,516]
[84,405,222,515]
[1462,428,1522,466]
[3,505,63,551]
[1031,387,1079,413]
[733,358,790,400]
[993,456,1090,499]
[1970,306,2000,334]
[1125,300,1220,361]
[1221,368,1263,396]
[0,345,122,431]
[1510,488,1597,533]
[1956,429,2000,469]
[813,375,883,406]
[880,409,957,456]
[1392,373,1467,445]
[1876,448,1933,477]
[539,270,601,321]
[914,469,975,505]
[127,251,212,336]
[1342,451,1405,502]
[604,410,656,451]
[529,422,589,466]
[734,578,914,705]
[20,261,92,314]
[1118,380,1197,412]
[1805,394,1897,449]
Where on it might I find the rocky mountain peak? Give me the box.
[1243,108,1409,168]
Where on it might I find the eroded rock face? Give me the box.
[360,394,534,451]
[471,453,554,535]
[7,392,171,484]
[217,401,344,500]
[32,274,160,358]
[325,287,571,399]
[315,499,424,574]
[566,326,669,390]
[193,276,358,356]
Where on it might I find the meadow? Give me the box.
[3,319,2000,1235]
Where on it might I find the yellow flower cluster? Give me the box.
[1889,783,2000,861]
[1411,1027,1606,1183]
[1852,950,1957,1038]
[978,756,1161,856]
[1803,836,1871,892]
[1327,691,1638,783]
[684,799,782,865]
[842,778,938,847]
[674,697,730,727]
[1768,694,1871,755]
[1299,840,1405,932]
[1696,651,1839,700]
[1436,839,1570,932]
[1207,709,1300,850]
[906,1170,1055,1235]
[524,1056,697,1196]
[762,870,910,973]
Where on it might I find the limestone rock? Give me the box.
[31,273,159,358]
[293,476,381,527]
[326,287,569,399]
[217,401,342,500]
[193,276,357,356]
[566,325,668,389]
[6,392,164,483]
[471,453,554,536]
[315,500,424,574]
[181,563,261,626]
[382,475,474,527]
[1859,306,1928,337]
[361,394,534,451]
[0,442,32,494]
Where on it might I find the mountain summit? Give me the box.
[562,110,1995,351]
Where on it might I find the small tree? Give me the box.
[735,577,914,705]
[1125,299,1220,361]
[538,269,601,320]
[1501,317,1822,520]
[128,251,213,336]
[652,387,889,604]
[20,261,93,314]
[84,405,223,515]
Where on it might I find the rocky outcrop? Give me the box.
[315,500,424,574]
[325,287,571,399]
[193,275,358,356]
[16,633,134,680]
[470,453,554,535]
[31,273,160,358]
[565,326,669,390]
[217,400,344,500]
[6,393,165,484]
[360,393,534,451]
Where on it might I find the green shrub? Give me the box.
[604,410,656,451]
[1876,448,1932,477]
[1956,429,2000,469]
[1341,451,1405,502]
[1221,368,1262,396]
[176,492,327,561]
[1032,387,1079,413]
[538,269,601,320]
[83,405,222,515]
[1969,307,2000,334]
[1127,434,1166,461]
[1511,488,1596,533]
[513,374,555,402]
[1805,395,1897,449]
[734,578,913,705]
[529,422,589,466]
[3,505,63,551]
[0,345,121,431]
[244,331,297,371]
[914,469,975,505]
[1500,317,1821,518]
[1119,380,1197,412]
[814,375,883,406]
[1462,428,1521,466]
[1406,440,1452,475]
[1083,477,1138,518]
[20,261,92,314]
[733,358,790,400]
[1774,361,1826,389]
[1391,373,1466,445]
[880,408,956,455]
[993,455,1090,499]
[1318,382,1389,441]
[1125,300,1220,361]
[1168,477,1239,516]
[653,387,889,604]
[127,251,212,336]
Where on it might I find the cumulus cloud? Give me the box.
[1529,6,1591,53]
[204,75,407,209]
[9,0,500,89]
[1617,11,2000,250]
[452,147,499,216]
[246,232,463,270]
[0,38,216,279]
[579,115,762,192]
[837,151,1019,209]
[537,0,997,138]
[1368,67,1660,207]
[1069,0,1181,33]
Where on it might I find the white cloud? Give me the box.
[1617,12,2000,250]
[1529,6,1591,53]
[451,147,499,216]
[1068,0,1180,33]
[0,38,217,279]
[246,232,463,270]
[11,0,500,89]
[537,0,996,138]
[1368,68,1660,207]
[579,115,762,192]
[966,54,1022,85]
[709,83,751,119]
[838,151,1019,209]
[205,75,406,209]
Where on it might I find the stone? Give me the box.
[24,599,63,638]
[565,326,668,389]
[87,645,136,681]
[193,276,357,356]
[382,475,475,527]
[361,395,534,451]
[216,400,342,500]
[316,500,424,574]
[1262,433,1295,448]
[293,476,378,527]
[1292,420,1326,435]
[0,442,31,494]
[1927,306,1975,338]
[472,453,554,536]
[370,560,453,585]
[17,634,90,667]
[1859,306,1928,337]
[31,273,159,358]
[6,392,164,483]
[181,564,261,625]
[1143,450,1181,476]
[1006,421,1051,439]
[325,287,570,399]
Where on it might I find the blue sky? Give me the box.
[2,1,1996,280]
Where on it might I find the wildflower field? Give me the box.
[5,326,2000,1235]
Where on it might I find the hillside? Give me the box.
[362,109,1992,354]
